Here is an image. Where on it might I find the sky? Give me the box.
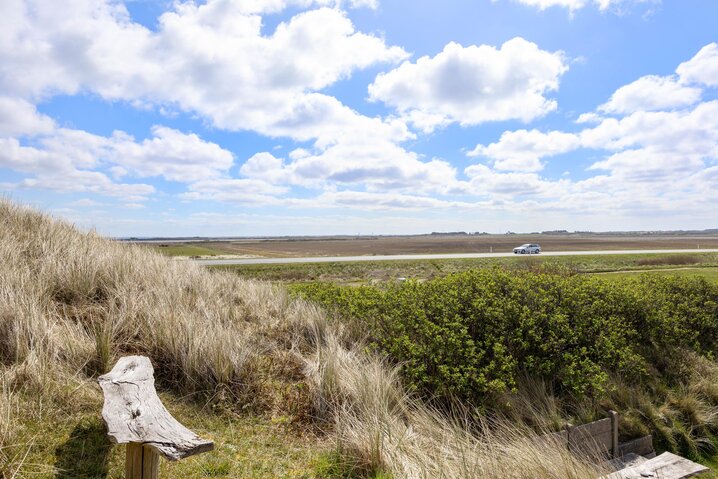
[1,0,717,237]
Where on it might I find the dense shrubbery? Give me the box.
[293,270,718,406]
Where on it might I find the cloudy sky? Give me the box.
[1,0,717,236]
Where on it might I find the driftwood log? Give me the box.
[99,356,214,478]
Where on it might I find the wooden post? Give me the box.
[610,410,619,459]
[126,443,159,479]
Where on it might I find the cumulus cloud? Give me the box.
[677,43,718,87]
[110,126,234,182]
[368,38,567,131]
[0,124,236,198]
[461,42,718,221]
[0,97,55,137]
[0,0,407,145]
[468,130,581,171]
[472,101,718,174]
[181,178,288,205]
[507,0,642,12]
[239,138,460,195]
[598,75,701,114]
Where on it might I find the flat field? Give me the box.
[145,233,718,258]
[214,252,718,284]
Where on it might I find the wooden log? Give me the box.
[98,356,214,461]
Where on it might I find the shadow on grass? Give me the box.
[54,419,112,478]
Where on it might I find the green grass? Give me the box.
[152,244,223,257]
[9,391,334,479]
[596,267,718,283]
[214,253,718,284]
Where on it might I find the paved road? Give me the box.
[194,248,718,266]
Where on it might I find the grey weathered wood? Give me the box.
[610,410,619,458]
[568,418,613,456]
[618,435,654,458]
[99,356,214,461]
[604,452,709,479]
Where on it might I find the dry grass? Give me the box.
[635,254,702,266]
[0,200,602,478]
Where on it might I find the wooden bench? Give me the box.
[99,356,214,479]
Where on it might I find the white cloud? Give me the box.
[507,0,645,12]
[110,126,234,182]
[0,97,55,137]
[598,75,701,114]
[305,190,462,210]
[238,138,460,195]
[181,178,288,204]
[468,129,581,172]
[510,0,589,10]
[0,124,237,198]
[677,43,718,87]
[368,38,567,131]
[462,44,718,222]
[575,112,604,124]
[464,164,565,198]
[472,100,718,175]
[0,1,407,146]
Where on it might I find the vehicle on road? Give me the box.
[513,243,541,254]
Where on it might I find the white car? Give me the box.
[513,243,541,254]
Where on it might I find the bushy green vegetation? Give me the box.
[293,269,718,456]
[294,270,718,402]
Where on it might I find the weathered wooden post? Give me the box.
[99,356,214,479]
[610,410,619,459]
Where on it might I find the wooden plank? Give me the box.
[534,429,569,449]
[568,418,613,456]
[99,356,214,461]
[604,452,709,479]
[618,435,654,458]
[572,417,612,437]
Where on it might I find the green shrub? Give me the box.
[293,270,718,407]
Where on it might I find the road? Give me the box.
[194,248,718,266]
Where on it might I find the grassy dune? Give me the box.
[0,200,601,478]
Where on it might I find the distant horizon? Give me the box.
[1,1,717,236]
[120,228,718,242]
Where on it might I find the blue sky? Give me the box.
[1,0,717,236]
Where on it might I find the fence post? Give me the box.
[610,410,619,458]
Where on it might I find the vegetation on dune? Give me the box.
[0,200,602,478]
[293,270,718,458]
